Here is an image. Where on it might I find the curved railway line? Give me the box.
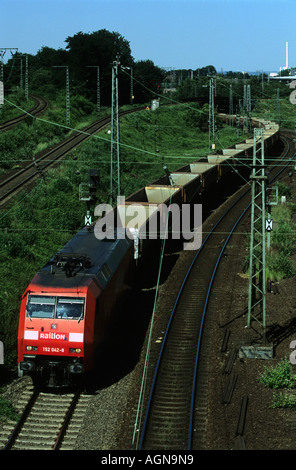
[0,108,141,205]
[136,130,295,450]
[0,95,48,132]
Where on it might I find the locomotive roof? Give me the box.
[31,226,133,290]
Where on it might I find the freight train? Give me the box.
[17,114,280,387]
[17,228,135,387]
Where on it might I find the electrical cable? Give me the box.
[131,191,173,450]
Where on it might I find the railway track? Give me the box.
[0,108,141,206]
[0,95,48,132]
[2,385,90,450]
[137,131,294,450]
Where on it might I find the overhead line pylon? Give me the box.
[247,127,267,337]
[110,54,120,205]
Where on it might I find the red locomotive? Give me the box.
[17,225,134,387]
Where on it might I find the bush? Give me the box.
[271,392,296,409]
[258,357,296,389]
[0,396,20,423]
[277,182,291,199]
[267,252,295,280]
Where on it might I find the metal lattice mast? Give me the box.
[96,66,100,113]
[276,88,280,124]
[243,84,247,110]
[229,84,233,126]
[0,48,18,82]
[65,66,70,125]
[247,84,251,113]
[0,51,4,83]
[53,65,70,125]
[246,84,251,133]
[87,66,100,114]
[247,128,267,338]
[20,58,23,89]
[110,55,120,204]
[130,66,134,104]
[209,77,215,153]
[25,55,28,101]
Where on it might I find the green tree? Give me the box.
[65,29,134,105]
[133,60,165,103]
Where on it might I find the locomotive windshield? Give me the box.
[26,295,85,320]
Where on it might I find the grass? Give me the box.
[258,358,296,409]
[258,357,296,389]
[89,103,248,197]
[266,188,296,281]
[0,395,20,423]
[252,97,296,129]
[244,183,295,282]
[0,89,35,123]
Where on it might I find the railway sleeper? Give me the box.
[236,396,248,436]
[223,348,238,374]
[222,372,238,404]
[221,329,231,352]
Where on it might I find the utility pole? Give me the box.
[243,84,247,110]
[19,58,23,89]
[246,84,251,113]
[229,84,233,126]
[110,54,120,204]
[247,128,267,339]
[276,88,280,124]
[130,66,134,105]
[0,48,18,111]
[236,113,241,138]
[0,48,18,82]
[208,77,215,153]
[53,65,70,125]
[121,65,134,105]
[25,55,28,101]
[87,65,100,114]
[246,84,251,132]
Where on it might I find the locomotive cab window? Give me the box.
[57,298,85,320]
[26,295,85,320]
[26,295,56,319]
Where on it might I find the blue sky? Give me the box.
[1,0,294,72]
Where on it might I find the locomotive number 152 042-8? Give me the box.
[42,346,65,353]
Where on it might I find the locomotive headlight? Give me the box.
[26,346,37,351]
[69,348,81,354]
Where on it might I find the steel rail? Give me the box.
[0,107,142,204]
[3,388,40,450]
[0,95,48,131]
[0,118,110,203]
[3,388,81,451]
[188,135,295,448]
[52,390,81,451]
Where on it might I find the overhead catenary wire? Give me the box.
[3,99,288,177]
[2,67,290,168]
[0,73,291,231]
[131,191,174,450]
